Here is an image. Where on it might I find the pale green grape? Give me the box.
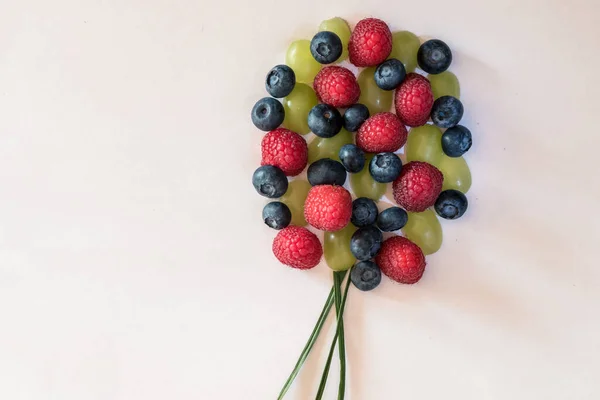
[280,180,312,226]
[405,124,444,167]
[286,40,321,84]
[402,209,443,255]
[350,154,386,201]
[389,31,420,73]
[438,155,472,193]
[282,83,318,135]
[324,223,357,271]
[308,128,353,164]
[357,67,393,114]
[319,17,351,62]
[429,71,460,100]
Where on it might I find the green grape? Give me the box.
[429,71,460,100]
[357,67,393,114]
[405,124,444,167]
[438,155,472,193]
[324,223,357,271]
[286,39,321,84]
[319,17,351,62]
[389,31,420,73]
[282,83,318,135]
[308,128,353,164]
[402,209,443,255]
[350,154,386,201]
[280,180,312,226]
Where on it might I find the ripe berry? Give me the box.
[377,207,408,232]
[252,165,288,198]
[417,39,452,74]
[262,201,292,230]
[304,185,352,231]
[434,189,468,220]
[348,18,392,67]
[307,158,347,186]
[393,161,443,212]
[310,31,343,64]
[339,144,365,173]
[251,97,285,131]
[265,65,296,98]
[261,128,308,176]
[350,225,383,261]
[369,152,402,183]
[374,58,406,90]
[273,226,323,269]
[431,96,464,128]
[442,125,472,157]
[395,73,434,127]
[356,112,407,153]
[376,236,426,284]
[313,66,360,108]
[343,104,370,132]
[351,197,378,227]
[350,261,382,291]
[308,103,343,138]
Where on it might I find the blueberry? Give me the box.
[310,31,343,64]
[307,158,347,186]
[442,125,472,157]
[350,225,383,261]
[369,152,402,183]
[351,197,379,227]
[417,39,452,74]
[252,165,288,198]
[338,144,365,173]
[351,261,382,291]
[343,104,370,132]
[251,97,285,131]
[434,189,468,220]
[376,207,408,232]
[262,202,292,230]
[265,65,296,98]
[374,58,406,90]
[308,104,343,138]
[431,96,463,128]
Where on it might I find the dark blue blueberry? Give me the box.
[417,39,452,74]
[343,104,370,132]
[310,31,343,64]
[265,65,296,98]
[351,197,379,227]
[351,261,382,291]
[434,189,468,220]
[376,207,408,232]
[252,165,288,198]
[442,125,472,157]
[431,96,463,128]
[350,225,383,261]
[369,152,402,183]
[308,104,343,138]
[251,97,285,131]
[307,158,347,186]
[262,202,292,230]
[338,144,365,173]
[374,58,406,90]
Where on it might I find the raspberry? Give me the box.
[394,73,434,127]
[376,236,426,284]
[355,112,407,153]
[348,18,392,67]
[272,226,322,270]
[261,128,308,176]
[393,161,443,212]
[304,185,352,231]
[313,66,360,108]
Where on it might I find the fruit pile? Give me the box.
[250,16,473,399]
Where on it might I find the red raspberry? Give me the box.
[393,161,443,212]
[261,128,308,176]
[273,226,322,270]
[355,112,407,153]
[376,236,426,284]
[313,66,360,108]
[304,185,352,231]
[348,18,392,67]
[394,73,434,127]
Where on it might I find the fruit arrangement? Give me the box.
[251,16,473,399]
